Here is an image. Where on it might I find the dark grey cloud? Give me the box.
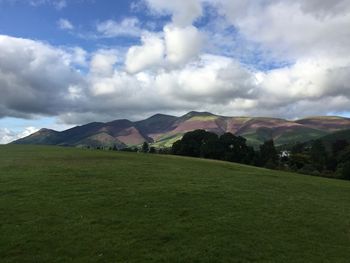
[0,35,83,118]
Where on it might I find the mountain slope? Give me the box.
[296,116,350,132]
[12,112,350,148]
[14,128,62,145]
[13,120,144,148]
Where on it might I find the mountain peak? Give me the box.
[38,128,57,134]
[146,113,176,120]
[182,111,216,118]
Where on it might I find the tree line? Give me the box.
[286,139,350,180]
[168,129,349,180]
[103,129,350,180]
[171,129,278,168]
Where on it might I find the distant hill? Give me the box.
[12,112,350,148]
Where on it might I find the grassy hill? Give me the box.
[1,145,350,262]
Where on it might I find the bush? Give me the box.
[341,161,350,180]
[142,142,149,153]
[149,147,156,154]
[289,153,310,170]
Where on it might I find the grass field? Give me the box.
[1,145,350,262]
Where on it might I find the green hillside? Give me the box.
[321,129,350,144]
[1,145,350,262]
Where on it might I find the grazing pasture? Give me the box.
[0,145,349,262]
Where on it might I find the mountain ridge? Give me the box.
[12,111,350,148]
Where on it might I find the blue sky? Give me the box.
[0,1,143,48]
[0,0,350,143]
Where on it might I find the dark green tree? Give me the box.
[142,142,149,153]
[291,142,305,154]
[259,140,278,168]
[171,130,218,157]
[332,140,349,156]
[200,138,224,159]
[172,140,183,155]
[219,133,253,164]
[149,147,156,154]
[289,153,310,170]
[310,140,327,172]
[341,161,350,180]
[171,130,256,165]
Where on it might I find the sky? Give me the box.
[1,0,350,143]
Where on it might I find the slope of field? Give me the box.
[1,145,350,262]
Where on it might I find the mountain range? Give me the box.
[12,111,350,148]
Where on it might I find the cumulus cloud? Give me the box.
[164,25,203,65]
[143,0,203,26]
[60,52,260,124]
[125,33,165,73]
[125,24,204,73]
[0,35,83,119]
[1,0,350,130]
[90,49,118,76]
[216,0,350,60]
[155,55,257,102]
[58,18,74,30]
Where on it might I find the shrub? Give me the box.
[341,161,350,180]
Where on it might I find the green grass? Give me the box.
[1,145,350,262]
[188,115,219,121]
[152,133,184,148]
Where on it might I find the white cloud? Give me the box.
[29,0,67,10]
[164,24,203,65]
[259,56,350,105]
[156,54,256,102]
[54,0,66,10]
[0,127,39,144]
[125,33,165,73]
[69,47,88,66]
[1,31,350,124]
[125,24,204,72]
[96,17,142,38]
[90,49,118,76]
[0,128,15,144]
[217,0,350,60]
[58,18,74,30]
[143,0,203,26]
